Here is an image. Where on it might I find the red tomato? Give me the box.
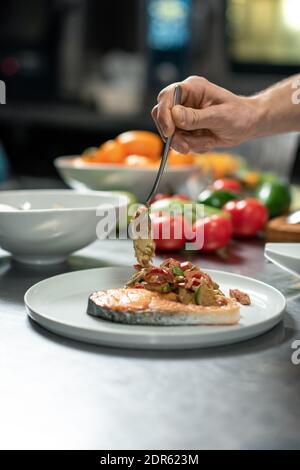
[211,178,242,194]
[191,215,233,253]
[171,194,191,201]
[223,198,268,237]
[149,193,172,204]
[152,214,191,251]
[150,193,191,204]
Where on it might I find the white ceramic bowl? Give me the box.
[54,156,200,201]
[0,190,127,265]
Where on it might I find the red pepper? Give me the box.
[145,267,174,284]
[134,284,145,289]
[180,261,193,271]
[190,271,202,279]
[134,264,142,271]
[160,258,181,269]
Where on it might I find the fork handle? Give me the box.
[145,85,182,205]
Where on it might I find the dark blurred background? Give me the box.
[0,0,299,183]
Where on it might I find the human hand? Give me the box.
[152,76,261,153]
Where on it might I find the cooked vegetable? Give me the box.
[126,257,232,306]
[229,289,251,305]
[195,284,217,306]
[172,266,184,276]
[131,206,155,267]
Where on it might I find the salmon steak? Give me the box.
[87,287,240,326]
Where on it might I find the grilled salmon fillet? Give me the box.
[87,288,240,326]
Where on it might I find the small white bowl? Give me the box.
[0,190,127,265]
[54,156,200,201]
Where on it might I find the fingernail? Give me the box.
[172,144,181,152]
[172,141,189,154]
[162,126,170,137]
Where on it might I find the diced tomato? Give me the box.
[180,261,193,271]
[144,267,174,284]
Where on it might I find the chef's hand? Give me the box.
[152,76,261,153]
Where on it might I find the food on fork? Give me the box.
[131,205,156,268]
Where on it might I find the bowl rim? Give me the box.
[0,189,128,214]
[54,155,199,173]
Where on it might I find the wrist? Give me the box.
[244,94,270,139]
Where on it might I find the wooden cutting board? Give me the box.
[266,215,300,242]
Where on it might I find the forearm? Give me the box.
[248,75,300,138]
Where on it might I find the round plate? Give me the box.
[24,267,286,350]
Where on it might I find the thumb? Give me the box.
[172,105,217,131]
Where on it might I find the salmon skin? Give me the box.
[87,288,240,326]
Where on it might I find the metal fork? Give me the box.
[144,84,182,205]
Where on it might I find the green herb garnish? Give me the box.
[161,283,172,293]
[172,266,184,276]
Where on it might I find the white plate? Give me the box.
[24,267,286,350]
[265,243,300,277]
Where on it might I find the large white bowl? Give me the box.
[0,190,127,265]
[54,156,200,201]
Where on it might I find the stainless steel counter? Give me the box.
[1,239,300,450]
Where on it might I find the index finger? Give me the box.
[156,82,184,137]
[156,79,200,137]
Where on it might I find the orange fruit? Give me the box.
[116,131,162,160]
[168,149,195,166]
[93,140,125,164]
[125,154,158,168]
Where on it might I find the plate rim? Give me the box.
[24,266,286,349]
